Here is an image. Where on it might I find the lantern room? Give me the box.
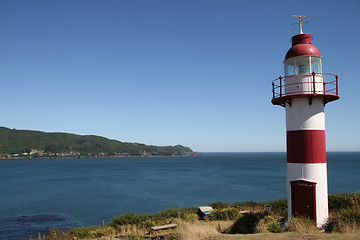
[271,33,339,107]
[284,33,322,77]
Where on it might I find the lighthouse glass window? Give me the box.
[284,57,299,76]
[310,56,322,74]
[284,56,322,76]
[295,56,310,75]
[285,61,295,77]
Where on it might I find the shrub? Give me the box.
[181,213,199,221]
[267,199,288,218]
[154,207,197,219]
[227,213,262,234]
[325,191,360,233]
[256,215,283,233]
[88,225,115,238]
[67,225,115,239]
[154,208,182,218]
[232,201,266,212]
[109,213,156,230]
[67,226,93,239]
[324,205,360,233]
[210,207,240,221]
[31,226,66,240]
[209,201,230,210]
[329,193,354,211]
[110,208,198,230]
[110,213,142,227]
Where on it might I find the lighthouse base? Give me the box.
[287,163,329,227]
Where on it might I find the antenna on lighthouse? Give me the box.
[292,15,308,34]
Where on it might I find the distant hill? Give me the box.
[0,127,197,158]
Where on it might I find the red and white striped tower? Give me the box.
[271,16,339,227]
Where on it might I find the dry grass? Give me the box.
[175,220,232,240]
[285,217,319,234]
[115,224,148,236]
[172,216,360,240]
[33,218,360,240]
[169,220,359,240]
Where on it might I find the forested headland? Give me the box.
[0,127,197,159]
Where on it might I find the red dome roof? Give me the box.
[285,34,321,60]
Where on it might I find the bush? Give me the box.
[209,201,230,210]
[181,213,199,221]
[110,213,142,227]
[31,226,66,240]
[324,205,360,233]
[110,208,198,230]
[110,213,155,229]
[267,199,288,218]
[154,207,197,219]
[210,207,240,221]
[154,208,182,218]
[256,215,283,233]
[328,191,360,211]
[325,191,360,233]
[227,213,262,234]
[67,225,115,239]
[232,201,266,212]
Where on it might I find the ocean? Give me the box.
[0,152,359,239]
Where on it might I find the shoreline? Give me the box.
[30,191,360,240]
[0,152,200,160]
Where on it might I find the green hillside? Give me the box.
[0,127,197,158]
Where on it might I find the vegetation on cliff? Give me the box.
[32,191,360,240]
[0,127,197,158]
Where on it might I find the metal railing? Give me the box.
[272,72,339,99]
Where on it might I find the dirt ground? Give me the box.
[210,232,360,240]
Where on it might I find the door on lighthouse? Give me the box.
[290,180,317,223]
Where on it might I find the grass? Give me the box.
[32,191,360,240]
[175,220,232,240]
[324,193,360,233]
[285,217,319,233]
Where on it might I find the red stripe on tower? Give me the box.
[287,130,326,163]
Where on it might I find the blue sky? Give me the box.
[1,0,359,152]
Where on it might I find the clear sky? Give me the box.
[1,0,359,152]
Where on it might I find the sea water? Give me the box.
[0,152,359,239]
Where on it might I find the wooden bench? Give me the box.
[150,223,177,231]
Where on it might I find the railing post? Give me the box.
[272,82,275,98]
[312,71,316,94]
[279,76,283,97]
[335,74,339,96]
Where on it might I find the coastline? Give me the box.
[0,152,200,160]
[0,153,201,160]
[32,191,360,240]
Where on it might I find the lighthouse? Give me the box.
[271,16,339,227]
